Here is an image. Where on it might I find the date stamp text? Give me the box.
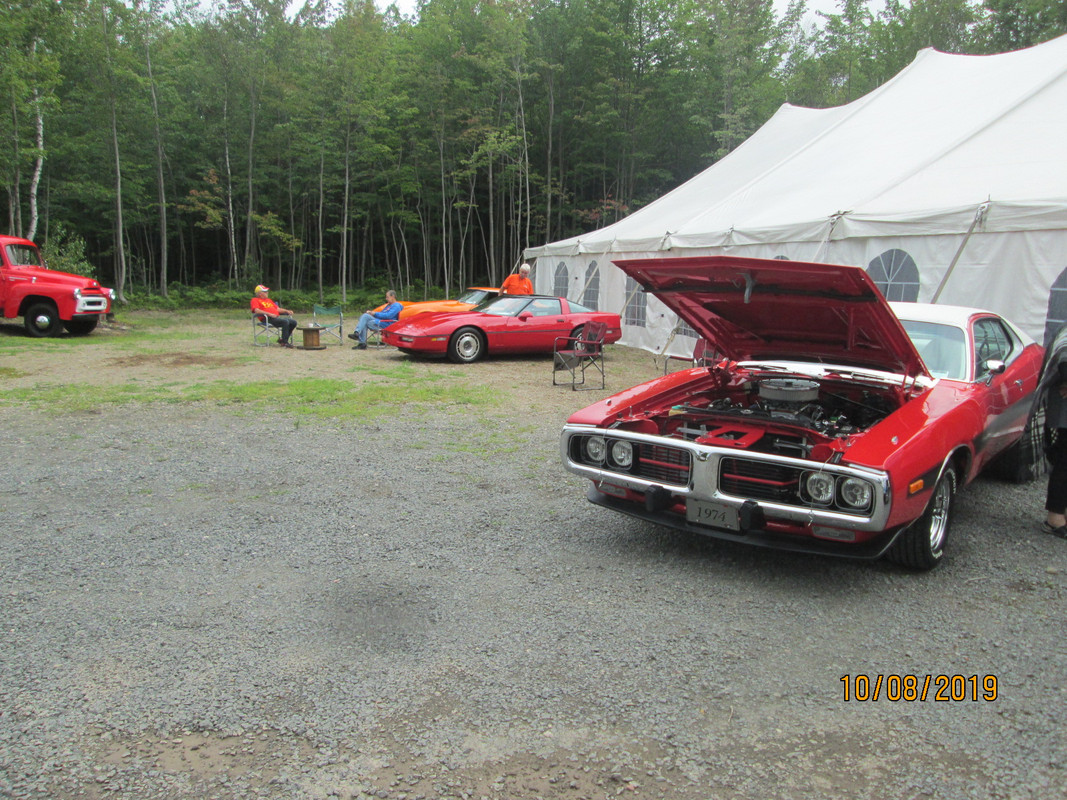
[840,674,998,702]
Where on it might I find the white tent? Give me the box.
[525,35,1067,354]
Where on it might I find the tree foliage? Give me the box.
[1,0,1063,299]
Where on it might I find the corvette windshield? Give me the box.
[899,319,968,380]
[456,289,491,305]
[479,296,533,317]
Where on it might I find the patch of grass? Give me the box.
[0,366,27,378]
[3,382,180,411]
[3,375,497,420]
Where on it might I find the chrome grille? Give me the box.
[570,434,691,487]
[635,443,691,485]
[719,457,802,503]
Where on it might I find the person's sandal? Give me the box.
[1041,521,1067,539]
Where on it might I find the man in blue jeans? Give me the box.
[349,289,402,349]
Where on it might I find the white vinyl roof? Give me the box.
[526,34,1067,258]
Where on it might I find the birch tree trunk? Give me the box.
[145,37,168,296]
[101,2,127,302]
[27,92,44,242]
[223,99,238,286]
[317,150,324,301]
[339,128,351,305]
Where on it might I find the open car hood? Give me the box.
[614,256,929,379]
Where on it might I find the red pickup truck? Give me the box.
[0,234,113,337]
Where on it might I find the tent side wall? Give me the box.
[532,224,1067,355]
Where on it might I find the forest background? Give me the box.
[2,0,1065,310]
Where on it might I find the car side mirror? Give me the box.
[981,359,1006,383]
[518,312,531,321]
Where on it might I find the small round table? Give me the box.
[297,325,327,350]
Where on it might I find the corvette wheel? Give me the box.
[569,325,588,353]
[889,465,956,571]
[448,327,485,363]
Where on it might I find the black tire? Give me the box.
[24,301,62,338]
[988,395,1048,483]
[568,325,588,353]
[888,465,956,571]
[448,327,485,363]
[63,317,99,336]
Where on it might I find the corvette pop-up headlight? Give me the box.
[840,477,874,510]
[610,440,633,469]
[804,472,835,505]
[585,435,607,463]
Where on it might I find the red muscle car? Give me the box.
[382,294,622,363]
[560,256,1045,570]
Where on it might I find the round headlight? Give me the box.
[840,477,873,509]
[805,472,835,505]
[585,435,607,463]
[610,440,633,468]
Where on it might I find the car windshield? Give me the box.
[455,289,490,305]
[899,319,968,380]
[5,244,43,268]
[478,296,534,317]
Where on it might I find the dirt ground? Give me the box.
[0,309,666,413]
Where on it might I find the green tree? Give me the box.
[980,0,1067,51]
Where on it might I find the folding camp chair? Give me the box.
[663,337,715,373]
[312,304,344,345]
[252,312,287,346]
[553,321,608,390]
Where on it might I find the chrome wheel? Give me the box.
[888,465,956,571]
[448,328,484,363]
[927,471,953,553]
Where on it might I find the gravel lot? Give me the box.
[1,313,1065,799]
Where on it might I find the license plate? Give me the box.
[686,499,740,531]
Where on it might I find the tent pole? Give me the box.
[814,213,846,262]
[931,203,988,303]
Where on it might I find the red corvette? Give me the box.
[560,256,1045,570]
[382,294,622,363]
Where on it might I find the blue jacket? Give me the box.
[373,301,403,328]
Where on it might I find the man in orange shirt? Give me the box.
[250,285,298,348]
[500,263,533,295]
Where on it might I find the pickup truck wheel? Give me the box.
[24,302,62,338]
[448,328,485,363]
[63,318,99,336]
[888,465,956,571]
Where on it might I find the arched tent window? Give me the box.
[582,262,600,310]
[553,262,569,298]
[624,276,646,327]
[1044,265,1067,346]
[867,249,920,302]
[675,319,698,338]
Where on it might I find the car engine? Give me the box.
[613,373,906,458]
